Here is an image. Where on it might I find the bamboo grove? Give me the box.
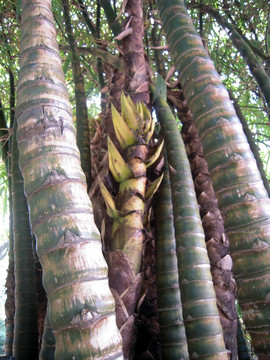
[0,0,269,359]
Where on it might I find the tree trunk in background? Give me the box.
[157,1,270,358]
[62,0,92,191]
[11,120,39,360]
[16,0,123,358]
[3,69,16,356]
[1,103,15,357]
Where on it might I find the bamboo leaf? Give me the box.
[145,115,155,143]
[146,139,164,168]
[108,136,133,183]
[62,52,72,74]
[111,103,137,149]
[137,102,153,136]
[145,173,164,199]
[99,180,119,219]
[121,94,140,131]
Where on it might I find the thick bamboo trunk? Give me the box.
[16,1,123,358]
[156,0,270,358]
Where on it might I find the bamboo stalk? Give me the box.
[12,120,39,359]
[16,1,123,358]
[62,0,92,190]
[156,0,270,357]
[155,155,189,360]
[153,88,228,359]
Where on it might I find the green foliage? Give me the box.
[1,0,268,175]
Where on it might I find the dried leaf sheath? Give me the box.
[16,1,123,359]
[156,0,270,358]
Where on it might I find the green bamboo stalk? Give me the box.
[77,0,97,36]
[153,87,228,360]
[16,0,123,358]
[178,89,238,357]
[12,120,39,359]
[237,318,253,360]
[156,0,270,358]
[78,0,106,110]
[60,46,125,71]
[4,69,16,356]
[200,5,270,108]
[0,99,9,168]
[9,68,15,130]
[62,0,92,191]
[4,219,14,357]
[3,142,14,359]
[154,154,189,360]
[100,0,121,37]
[39,312,55,360]
[151,20,167,79]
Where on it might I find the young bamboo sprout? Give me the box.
[101,93,163,274]
[100,93,163,358]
